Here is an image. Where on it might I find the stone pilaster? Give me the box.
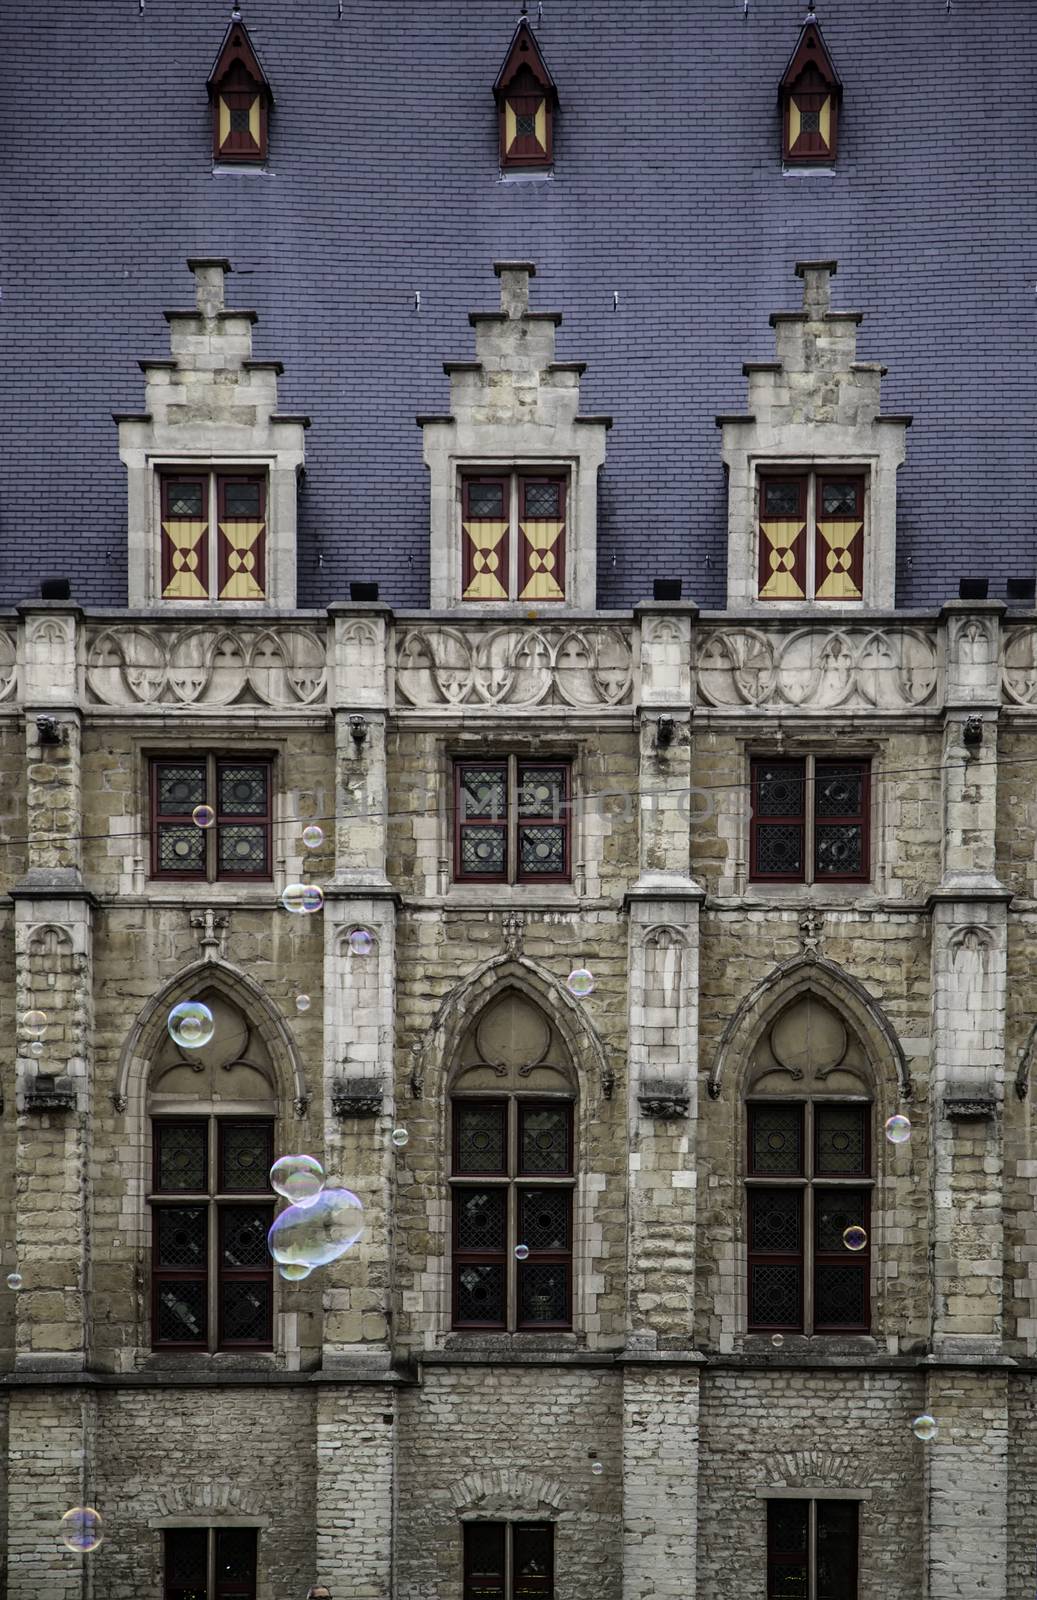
[922,1369,1008,1600]
[5,1387,97,1598]
[621,1363,700,1600]
[315,1385,396,1598]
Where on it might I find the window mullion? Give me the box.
[207,752,218,882]
[804,1104,814,1334]
[804,755,815,884]
[510,473,519,599]
[808,1499,818,1600]
[508,755,518,884]
[209,1119,219,1354]
[806,473,817,600]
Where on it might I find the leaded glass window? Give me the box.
[165,1527,259,1600]
[747,1101,871,1335]
[151,1117,274,1352]
[463,1522,554,1600]
[750,757,869,883]
[766,1500,858,1600]
[451,1098,574,1332]
[151,755,272,881]
[455,758,571,883]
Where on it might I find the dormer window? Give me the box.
[208,16,272,165]
[461,471,567,602]
[758,470,864,602]
[494,19,557,172]
[779,10,841,166]
[160,470,267,601]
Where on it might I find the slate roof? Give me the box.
[2,0,1035,610]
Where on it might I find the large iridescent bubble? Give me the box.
[270,1154,325,1208]
[167,1000,215,1049]
[267,1187,364,1269]
[281,883,325,915]
[60,1507,104,1553]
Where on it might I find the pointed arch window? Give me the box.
[494,19,558,172]
[208,16,272,165]
[779,14,842,166]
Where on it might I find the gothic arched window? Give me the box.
[745,996,873,1335]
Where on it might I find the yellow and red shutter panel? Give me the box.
[217,475,266,601]
[494,18,557,170]
[758,476,808,601]
[462,477,510,602]
[161,476,209,600]
[518,476,566,602]
[814,476,864,601]
[779,17,841,165]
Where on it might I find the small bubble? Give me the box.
[6,1272,23,1291]
[566,967,595,999]
[770,1333,784,1349]
[191,803,215,829]
[514,1243,530,1261]
[295,994,312,1013]
[390,1127,409,1149]
[21,1009,47,1038]
[590,1460,604,1476]
[842,1225,868,1252]
[281,883,325,915]
[60,1507,104,1553]
[29,1040,44,1057]
[267,1186,365,1269]
[270,1155,325,1208]
[167,1000,215,1050]
[349,928,374,956]
[885,1114,912,1145]
[302,824,324,850]
[912,1413,938,1443]
[278,1261,313,1282]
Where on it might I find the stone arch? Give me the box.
[449,1467,567,1517]
[412,953,613,1105]
[707,954,910,1103]
[114,956,306,1115]
[151,1482,268,1520]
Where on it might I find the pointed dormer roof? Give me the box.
[207,11,274,104]
[493,16,558,104]
[779,8,841,97]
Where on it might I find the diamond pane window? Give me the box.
[151,1118,274,1352]
[165,1527,259,1600]
[468,482,505,519]
[514,1524,554,1599]
[452,1097,574,1333]
[455,1102,507,1175]
[768,1499,858,1600]
[464,1523,554,1600]
[165,1528,209,1600]
[748,1098,871,1335]
[750,757,869,884]
[817,1501,859,1600]
[456,759,571,883]
[519,1104,571,1175]
[152,756,271,881]
[768,1501,809,1600]
[464,1522,506,1600]
[169,484,205,519]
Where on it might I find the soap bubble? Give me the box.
[567,967,595,998]
[302,824,324,850]
[21,1009,47,1038]
[278,1261,313,1282]
[514,1244,530,1261]
[590,1460,604,1476]
[348,928,374,956]
[390,1127,409,1149]
[912,1413,938,1443]
[885,1114,912,1145]
[281,883,325,915]
[29,1041,44,1057]
[770,1333,784,1348]
[167,1000,215,1050]
[60,1507,104,1553]
[295,994,311,1013]
[267,1187,364,1269]
[6,1272,23,1291]
[191,803,215,829]
[270,1154,325,1208]
[842,1225,868,1252]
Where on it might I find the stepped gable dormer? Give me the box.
[716,261,911,611]
[115,258,308,609]
[493,17,558,171]
[207,10,273,165]
[418,262,610,611]
[779,5,841,165]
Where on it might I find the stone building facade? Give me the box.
[0,232,1035,1600]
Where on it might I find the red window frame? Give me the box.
[452,1186,509,1331]
[454,758,572,885]
[815,473,865,600]
[766,1500,809,1599]
[515,1187,572,1332]
[462,1522,555,1600]
[151,1117,274,1354]
[150,755,273,883]
[212,46,268,166]
[749,758,806,883]
[783,71,839,164]
[812,759,870,883]
[758,472,807,601]
[766,1500,859,1599]
[216,471,267,601]
[164,1527,259,1600]
[747,1186,804,1334]
[517,474,566,603]
[500,77,553,170]
[453,1099,509,1178]
[813,1188,870,1334]
[513,1523,555,1598]
[462,474,510,602]
[749,758,870,884]
[161,472,210,599]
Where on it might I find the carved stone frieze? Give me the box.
[1002,627,1037,706]
[25,1073,77,1113]
[637,1080,690,1119]
[331,1077,385,1118]
[83,625,327,708]
[0,628,17,702]
[395,624,633,709]
[695,625,938,710]
[943,1094,998,1120]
